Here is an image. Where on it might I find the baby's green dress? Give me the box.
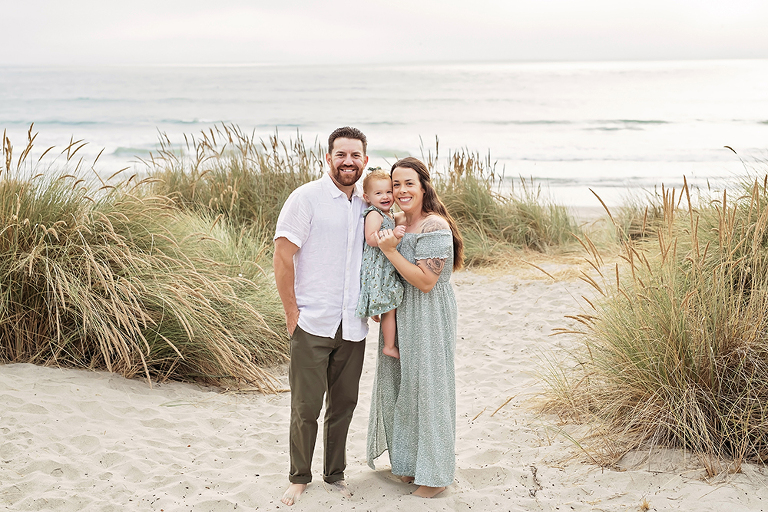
[355,206,404,318]
[366,229,457,488]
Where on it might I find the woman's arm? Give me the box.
[378,216,449,293]
[364,211,385,247]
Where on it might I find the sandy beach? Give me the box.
[2,262,768,511]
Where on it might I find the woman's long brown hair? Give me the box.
[391,157,464,270]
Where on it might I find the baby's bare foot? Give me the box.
[413,485,446,498]
[281,483,307,506]
[326,480,353,499]
[399,475,415,484]
[382,345,400,359]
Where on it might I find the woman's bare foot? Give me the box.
[382,345,400,359]
[399,475,415,484]
[281,483,307,505]
[413,485,446,498]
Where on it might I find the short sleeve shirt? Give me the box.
[274,172,368,341]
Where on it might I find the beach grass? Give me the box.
[1,125,583,390]
[0,130,287,391]
[610,188,666,241]
[543,176,768,473]
[148,127,581,266]
[428,146,581,265]
[146,124,323,234]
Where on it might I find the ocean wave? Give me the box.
[585,126,647,132]
[111,147,155,157]
[367,148,410,158]
[506,175,733,189]
[69,96,207,104]
[155,119,321,129]
[72,97,126,103]
[583,119,669,131]
[158,118,219,125]
[514,155,729,163]
[610,119,668,125]
[1,119,107,126]
[483,120,573,125]
[364,121,408,126]
[483,119,668,128]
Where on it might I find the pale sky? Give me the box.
[3,0,768,66]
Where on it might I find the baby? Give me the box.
[355,168,405,358]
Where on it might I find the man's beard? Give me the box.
[330,164,362,187]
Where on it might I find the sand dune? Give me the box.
[2,268,767,511]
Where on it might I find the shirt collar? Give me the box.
[322,171,364,201]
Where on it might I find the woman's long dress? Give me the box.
[366,229,457,487]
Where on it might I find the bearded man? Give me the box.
[273,126,369,505]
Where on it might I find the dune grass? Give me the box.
[0,130,287,391]
[428,146,580,265]
[145,124,323,233]
[543,176,768,474]
[146,127,580,265]
[610,188,666,241]
[1,124,582,390]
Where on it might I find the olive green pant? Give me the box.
[288,324,366,484]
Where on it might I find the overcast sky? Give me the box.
[3,0,768,66]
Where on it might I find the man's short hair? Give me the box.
[328,127,367,155]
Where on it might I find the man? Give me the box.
[273,126,369,506]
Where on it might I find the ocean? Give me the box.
[1,60,767,207]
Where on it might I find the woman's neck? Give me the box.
[404,210,425,228]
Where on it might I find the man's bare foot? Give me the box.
[281,483,307,506]
[325,480,353,498]
[399,475,415,484]
[382,345,400,359]
[413,485,446,498]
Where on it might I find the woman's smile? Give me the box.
[392,169,422,210]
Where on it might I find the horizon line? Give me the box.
[2,57,768,69]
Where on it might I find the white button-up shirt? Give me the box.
[274,172,368,341]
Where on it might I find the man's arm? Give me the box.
[273,237,300,335]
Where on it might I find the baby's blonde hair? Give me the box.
[362,168,392,194]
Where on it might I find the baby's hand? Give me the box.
[393,225,406,239]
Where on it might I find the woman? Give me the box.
[366,157,464,498]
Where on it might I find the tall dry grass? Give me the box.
[146,128,580,266]
[425,144,580,265]
[0,128,287,390]
[543,176,768,474]
[145,124,323,233]
[610,188,666,241]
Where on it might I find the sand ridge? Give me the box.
[2,268,767,511]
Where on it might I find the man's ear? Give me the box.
[325,153,332,166]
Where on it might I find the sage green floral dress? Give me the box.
[367,229,457,488]
[355,206,404,318]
